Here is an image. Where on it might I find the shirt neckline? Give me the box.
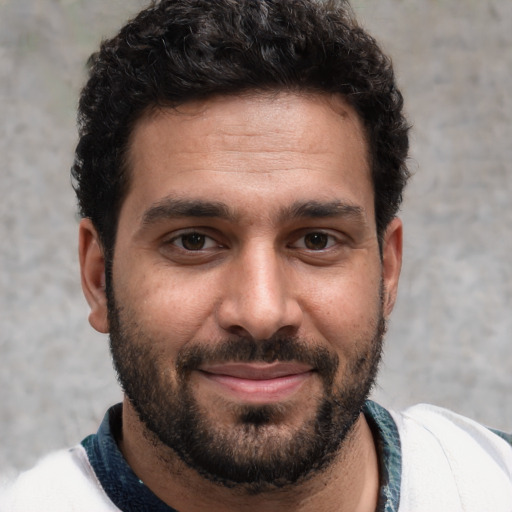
[82,400,401,511]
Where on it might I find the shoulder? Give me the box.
[0,444,119,512]
[390,404,512,512]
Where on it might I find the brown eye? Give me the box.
[179,233,206,250]
[168,231,220,252]
[304,232,329,250]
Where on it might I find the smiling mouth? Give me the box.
[198,362,314,403]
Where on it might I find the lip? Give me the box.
[197,362,314,403]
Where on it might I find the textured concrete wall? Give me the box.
[1,0,511,477]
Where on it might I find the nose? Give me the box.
[216,245,303,340]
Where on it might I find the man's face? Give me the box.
[82,92,402,490]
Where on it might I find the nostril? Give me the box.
[226,324,252,338]
[221,318,300,342]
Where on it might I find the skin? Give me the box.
[79,92,402,511]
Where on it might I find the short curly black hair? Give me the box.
[72,0,409,260]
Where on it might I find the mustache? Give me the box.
[175,335,339,384]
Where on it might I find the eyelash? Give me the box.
[289,231,339,251]
[165,229,342,253]
[166,231,221,251]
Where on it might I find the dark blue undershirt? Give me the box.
[81,400,402,512]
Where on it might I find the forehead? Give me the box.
[129,92,368,163]
[121,92,373,227]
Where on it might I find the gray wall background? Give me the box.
[1,0,511,478]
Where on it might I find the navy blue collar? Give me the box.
[364,401,402,512]
[82,401,401,512]
[82,404,176,512]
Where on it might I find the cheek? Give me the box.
[114,260,219,341]
[299,263,382,344]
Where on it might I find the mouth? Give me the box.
[197,362,314,404]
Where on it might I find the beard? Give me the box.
[108,288,385,493]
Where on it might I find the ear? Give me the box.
[381,217,403,317]
[79,218,109,333]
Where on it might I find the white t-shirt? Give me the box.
[1,402,511,511]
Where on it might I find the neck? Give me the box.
[119,398,379,512]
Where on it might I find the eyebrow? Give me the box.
[141,197,235,227]
[282,200,365,222]
[140,197,365,228]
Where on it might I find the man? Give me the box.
[1,0,511,510]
